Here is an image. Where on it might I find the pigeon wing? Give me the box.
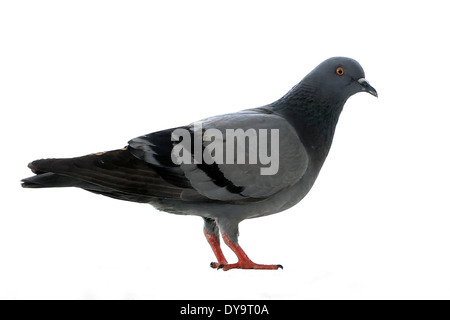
[129,109,309,202]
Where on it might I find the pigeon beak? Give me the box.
[358,78,378,98]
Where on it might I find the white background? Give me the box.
[1,1,449,299]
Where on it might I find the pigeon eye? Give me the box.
[336,67,344,76]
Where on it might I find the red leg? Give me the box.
[204,228,228,269]
[219,232,283,271]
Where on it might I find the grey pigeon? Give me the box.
[22,57,377,270]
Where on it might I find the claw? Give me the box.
[210,262,223,269]
[210,262,228,270]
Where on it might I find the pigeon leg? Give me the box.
[219,232,282,271]
[203,218,228,268]
[204,228,228,268]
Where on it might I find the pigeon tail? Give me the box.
[21,148,199,202]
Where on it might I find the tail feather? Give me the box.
[22,172,83,188]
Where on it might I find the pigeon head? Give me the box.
[305,57,377,101]
[273,57,377,161]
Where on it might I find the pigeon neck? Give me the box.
[270,82,346,164]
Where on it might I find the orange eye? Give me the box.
[336,67,344,76]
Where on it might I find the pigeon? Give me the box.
[22,57,377,270]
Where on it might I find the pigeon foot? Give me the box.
[216,262,283,271]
